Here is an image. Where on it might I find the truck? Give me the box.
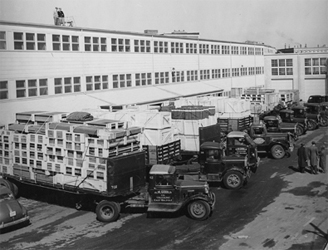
[304,103,328,127]
[262,116,300,140]
[217,115,293,159]
[247,122,294,159]
[0,121,215,223]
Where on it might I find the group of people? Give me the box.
[297,141,326,174]
[53,7,65,26]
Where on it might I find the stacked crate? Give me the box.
[1,113,145,193]
[171,106,216,152]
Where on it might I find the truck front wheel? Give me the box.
[96,200,120,223]
[271,145,286,159]
[187,200,211,221]
[223,171,243,189]
[307,120,317,130]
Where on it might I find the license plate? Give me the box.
[10,211,16,217]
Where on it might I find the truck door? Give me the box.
[149,174,178,204]
[203,149,225,174]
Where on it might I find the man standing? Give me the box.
[53,7,59,25]
[309,141,319,174]
[318,145,327,173]
[297,143,307,173]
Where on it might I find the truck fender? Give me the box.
[270,141,289,150]
[186,193,214,207]
[223,167,247,177]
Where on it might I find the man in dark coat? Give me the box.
[297,143,307,173]
[318,145,327,173]
[308,141,319,174]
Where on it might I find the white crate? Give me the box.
[13,134,28,143]
[176,134,200,152]
[65,132,86,143]
[141,128,174,146]
[218,111,251,119]
[132,111,172,129]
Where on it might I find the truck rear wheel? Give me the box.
[96,200,120,223]
[271,144,285,159]
[307,119,317,130]
[187,200,211,221]
[295,124,304,136]
[223,171,243,189]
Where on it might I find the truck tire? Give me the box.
[0,179,18,197]
[319,117,328,127]
[96,200,120,223]
[270,144,286,159]
[295,124,304,136]
[223,171,244,189]
[187,200,211,221]
[307,120,317,131]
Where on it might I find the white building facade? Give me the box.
[264,47,328,101]
[0,21,276,124]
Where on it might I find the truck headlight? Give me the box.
[205,184,209,194]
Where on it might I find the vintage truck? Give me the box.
[217,116,293,159]
[247,122,294,159]
[262,116,300,140]
[0,120,216,223]
[304,102,328,127]
[2,151,215,223]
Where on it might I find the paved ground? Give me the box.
[1,128,327,250]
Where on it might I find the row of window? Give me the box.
[271,58,327,76]
[0,66,264,100]
[0,31,264,55]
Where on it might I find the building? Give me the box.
[0,21,278,125]
[265,46,328,100]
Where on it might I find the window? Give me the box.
[212,69,220,79]
[222,45,230,54]
[222,69,230,78]
[0,31,6,49]
[39,79,48,95]
[16,80,26,98]
[199,44,209,54]
[305,57,327,75]
[171,42,183,53]
[28,79,38,96]
[111,38,117,52]
[52,34,61,50]
[37,34,46,50]
[187,70,198,81]
[211,45,220,54]
[232,68,239,77]
[72,36,79,51]
[84,36,105,52]
[248,47,254,55]
[154,41,168,53]
[54,78,63,94]
[231,46,239,55]
[155,72,169,84]
[14,32,24,50]
[62,35,70,51]
[271,59,293,75]
[0,81,8,99]
[55,77,80,94]
[240,47,247,55]
[113,74,132,88]
[241,67,247,76]
[117,38,130,52]
[135,39,151,53]
[186,43,197,54]
[135,73,151,86]
[200,70,210,80]
[26,33,35,50]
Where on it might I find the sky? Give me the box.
[0,0,327,49]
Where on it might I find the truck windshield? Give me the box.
[155,174,173,186]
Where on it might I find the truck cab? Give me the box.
[304,103,328,127]
[197,131,259,189]
[263,115,299,140]
[147,164,215,221]
[249,122,294,159]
